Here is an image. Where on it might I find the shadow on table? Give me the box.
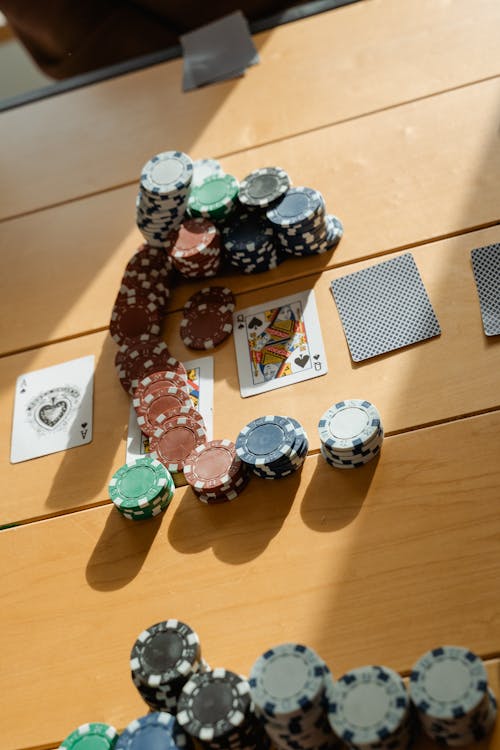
[300,454,378,532]
[86,505,164,590]
[167,471,300,564]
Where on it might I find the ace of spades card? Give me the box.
[233,290,327,397]
[10,355,94,463]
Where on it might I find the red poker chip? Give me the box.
[118,284,167,313]
[180,302,233,349]
[196,474,250,504]
[155,404,205,430]
[128,350,186,394]
[126,244,168,272]
[183,439,242,491]
[117,340,173,394]
[184,286,235,314]
[150,417,207,473]
[135,385,192,437]
[115,336,164,393]
[133,369,189,406]
[110,295,161,345]
[165,217,219,257]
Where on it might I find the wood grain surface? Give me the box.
[2,410,500,749]
[1,0,499,219]
[2,78,500,354]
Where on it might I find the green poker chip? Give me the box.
[60,722,118,750]
[188,174,239,217]
[108,456,173,511]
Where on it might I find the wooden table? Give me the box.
[1,1,500,748]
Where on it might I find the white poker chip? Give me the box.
[318,399,382,453]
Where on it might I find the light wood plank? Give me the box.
[1,0,500,218]
[2,411,500,749]
[2,229,500,527]
[2,79,500,354]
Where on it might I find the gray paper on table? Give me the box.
[330,253,441,362]
[471,243,500,336]
[181,11,259,91]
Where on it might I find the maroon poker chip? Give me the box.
[114,335,163,393]
[184,286,235,314]
[134,385,192,437]
[155,405,205,431]
[125,244,168,273]
[183,439,242,492]
[196,474,250,504]
[117,340,174,394]
[128,349,186,394]
[180,302,233,349]
[149,417,207,473]
[110,295,161,345]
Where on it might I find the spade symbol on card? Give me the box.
[236,314,245,330]
[19,378,27,394]
[313,354,320,361]
[80,422,88,440]
[38,399,69,428]
[248,316,262,330]
[294,354,310,368]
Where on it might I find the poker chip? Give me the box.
[150,417,207,473]
[192,157,224,187]
[409,646,497,745]
[180,302,233,350]
[115,712,192,750]
[118,341,186,395]
[188,174,239,221]
[183,286,235,314]
[59,723,118,750]
[326,665,412,750]
[318,399,383,469]
[108,455,174,520]
[137,151,193,247]
[222,212,281,275]
[134,379,193,437]
[183,439,249,503]
[177,668,267,749]
[238,166,291,208]
[126,244,172,275]
[165,217,222,279]
[110,295,161,345]
[249,643,336,750]
[236,416,308,478]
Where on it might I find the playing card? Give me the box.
[126,356,214,462]
[331,252,441,362]
[10,355,94,463]
[471,243,500,336]
[233,289,327,398]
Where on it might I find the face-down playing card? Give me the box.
[470,243,500,336]
[330,252,441,362]
[233,289,328,397]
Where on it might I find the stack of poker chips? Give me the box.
[183,439,249,504]
[249,643,339,750]
[188,173,239,222]
[108,455,175,520]
[165,217,222,279]
[116,713,193,750]
[409,646,498,745]
[130,619,204,714]
[318,399,383,469]
[222,211,281,274]
[120,244,173,315]
[116,338,186,395]
[267,186,343,258]
[326,665,414,750]
[132,370,193,436]
[136,150,193,248]
[236,415,309,479]
[177,668,270,750]
[60,723,118,750]
[180,286,235,350]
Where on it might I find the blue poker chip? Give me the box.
[222,212,274,250]
[236,416,300,466]
[267,187,325,228]
[115,712,191,750]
